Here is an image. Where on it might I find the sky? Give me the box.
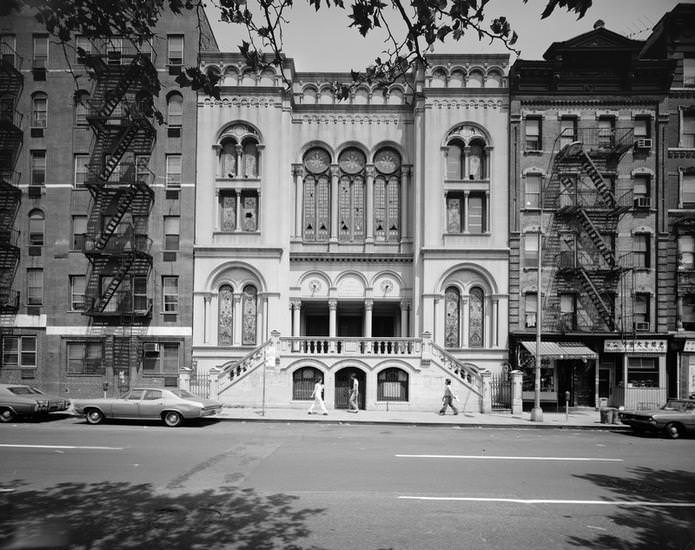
[203,0,688,72]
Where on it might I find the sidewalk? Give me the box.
[215,406,630,430]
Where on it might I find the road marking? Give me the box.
[396,454,623,462]
[0,444,123,451]
[399,496,695,507]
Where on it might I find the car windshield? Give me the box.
[30,387,45,394]
[169,389,199,399]
[662,400,692,412]
[7,387,34,395]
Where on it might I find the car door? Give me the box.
[139,389,164,420]
[111,389,145,418]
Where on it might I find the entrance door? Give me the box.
[334,367,366,410]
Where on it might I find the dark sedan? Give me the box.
[73,388,223,427]
[618,398,695,439]
[0,383,71,422]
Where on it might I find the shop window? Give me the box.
[377,368,409,401]
[218,285,234,345]
[143,342,179,373]
[293,367,322,400]
[444,286,460,348]
[2,336,37,369]
[627,357,658,388]
[67,341,103,374]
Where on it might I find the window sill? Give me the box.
[66,373,106,377]
[142,373,178,377]
[213,230,261,236]
[523,149,545,156]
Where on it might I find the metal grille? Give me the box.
[189,374,211,399]
[491,371,512,410]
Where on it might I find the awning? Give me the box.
[521,341,597,360]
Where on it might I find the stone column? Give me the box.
[234,144,242,177]
[209,293,217,345]
[235,188,242,231]
[492,297,499,348]
[463,191,470,233]
[212,144,222,178]
[203,295,212,343]
[330,165,339,242]
[485,190,490,232]
[400,299,410,337]
[328,299,337,353]
[292,165,304,238]
[233,293,242,346]
[291,299,301,337]
[366,165,375,243]
[462,295,470,348]
[364,299,373,338]
[481,370,492,414]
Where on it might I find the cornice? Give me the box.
[430,98,506,110]
[199,96,282,109]
[291,114,411,126]
[290,253,412,263]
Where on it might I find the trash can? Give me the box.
[598,397,608,409]
[599,408,610,424]
[610,407,621,424]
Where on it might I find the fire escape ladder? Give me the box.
[576,209,615,268]
[94,255,135,312]
[578,150,615,208]
[576,268,615,330]
[97,59,146,120]
[98,124,140,182]
[95,184,141,251]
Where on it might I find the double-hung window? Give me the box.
[2,336,37,370]
[524,174,541,209]
[27,269,43,305]
[167,35,184,67]
[162,277,178,313]
[32,34,48,69]
[525,117,541,150]
[70,275,86,311]
[30,151,46,186]
[633,234,650,269]
[166,155,181,189]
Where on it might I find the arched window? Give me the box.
[467,71,483,88]
[353,88,368,104]
[373,147,401,242]
[449,70,465,88]
[303,147,331,241]
[221,67,237,86]
[28,209,45,246]
[485,71,502,88]
[220,139,237,178]
[259,70,275,86]
[446,140,465,180]
[242,139,258,178]
[293,366,323,400]
[469,287,484,347]
[74,90,90,126]
[319,88,333,104]
[31,92,47,128]
[431,69,446,88]
[468,138,487,180]
[338,148,366,242]
[445,286,460,348]
[302,87,317,105]
[218,285,234,345]
[241,71,256,86]
[241,284,257,345]
[167,92,183,128]
[377,368,409,401]
[388,88,404,105]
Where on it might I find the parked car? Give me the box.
[618,398,695,439]
[72,388,223,427]
[0,383,71,423]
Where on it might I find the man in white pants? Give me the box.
[308,377,328,415]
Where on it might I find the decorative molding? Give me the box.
[292,114,406,126]
[290,253,412,263]
[200,97,281,109]
[431,98,504,110]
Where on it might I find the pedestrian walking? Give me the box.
[347,373,359,413]
[308,377,328,415]
[439,378,459,415]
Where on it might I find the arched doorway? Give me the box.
[334,367,366,410]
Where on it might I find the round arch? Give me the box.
[204,260,267,293]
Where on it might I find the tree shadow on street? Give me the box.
[566,467,695,550]
[0,480,327,550]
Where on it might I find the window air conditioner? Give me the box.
[634,196,651,209]
[635,138,652,150]
[143,343,160,353]
[634,322,650,332]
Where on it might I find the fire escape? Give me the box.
[0,42,23,316]
[82,48,158,392]
[543,127,635,333]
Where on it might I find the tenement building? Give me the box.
[192,54,511,411]
[508,21,676,410]
[0,9,217,397]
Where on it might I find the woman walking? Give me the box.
[308,376,328,415]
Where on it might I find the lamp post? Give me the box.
[530,224,544,422]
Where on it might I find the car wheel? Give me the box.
[85,409,104,425]
[0,408,16,423]
[664,422,682,439]
[163,411,183,427]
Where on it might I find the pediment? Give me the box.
[543,28,643,59]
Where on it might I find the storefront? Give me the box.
[603,339,668,409]
[519,341,598,409]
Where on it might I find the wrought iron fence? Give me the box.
[189,373,211,399]
[490,371,512,410]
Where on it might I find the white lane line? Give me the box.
[396,454,623,462]
[0,444,123,451]
[399,496,695,507]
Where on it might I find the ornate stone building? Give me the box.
[192,54,511,411]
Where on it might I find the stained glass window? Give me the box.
[219,191,236,231]
[374,177,386,241]
[241,193,257,231]
[242,285,257,345]
[316,176,330,241]
[303,175,316,240]
[469,287,484,348]
[445,287,460,348]
[386,176,400,240]
[218,285,233,345]
[302,148,331,242]
[220,140,236,178]
[447,196,462,233]
[337,148,366,242]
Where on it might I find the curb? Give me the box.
[214,415,632,431]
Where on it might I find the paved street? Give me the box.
[1,416,694,549]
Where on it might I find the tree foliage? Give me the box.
[6,0,592,101]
